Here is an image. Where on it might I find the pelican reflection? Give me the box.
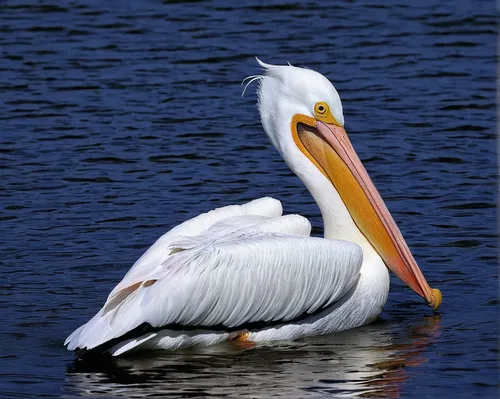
[65,316,441,398]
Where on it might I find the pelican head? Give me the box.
[252,58,441,310]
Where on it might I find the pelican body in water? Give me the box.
[66,59,441,358]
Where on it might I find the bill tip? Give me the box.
[430,288,442,311]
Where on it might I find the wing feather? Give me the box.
[107,197,284,300]
[66,232,362,351]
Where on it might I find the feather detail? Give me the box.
[65,197,363,355]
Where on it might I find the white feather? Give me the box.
[110,333,157,357]
[65,198,363,352]
[107,197,281,300]
[65,59,397,356]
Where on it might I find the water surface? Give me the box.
[1,0,497,397]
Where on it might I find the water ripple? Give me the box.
[0,0,496,398]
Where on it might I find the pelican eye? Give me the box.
[314,102,341,126]
[314,102,329,115]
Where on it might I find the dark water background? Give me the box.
[1,0,497,397]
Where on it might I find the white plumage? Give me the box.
[66,58,439,358]
[65,198,368,356]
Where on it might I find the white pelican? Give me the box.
[65,58,441,358]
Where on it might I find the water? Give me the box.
[1,0,497,397]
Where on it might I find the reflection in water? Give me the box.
[65,316,441,398]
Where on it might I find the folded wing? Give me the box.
[65,198,363,354]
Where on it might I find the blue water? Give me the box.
[1,0,497,397]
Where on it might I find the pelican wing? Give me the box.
[65,199,363,354]
[107,197,284,300]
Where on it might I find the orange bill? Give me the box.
[291,114,441,310]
